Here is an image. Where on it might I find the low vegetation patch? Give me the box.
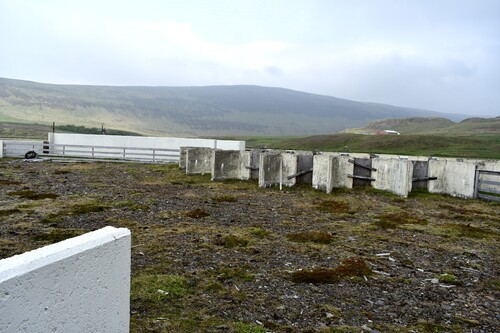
[444,223,493,239]
[31,228,85,244]
[287,230,333,244]
[292,258,373,284]
[7,190,59,200]
[374,212,428,229]
[438,273,459,285]
[0,179,20,185]
[214,234,249,248]
[248,227,270,238]
[212,195,238,202]
[70,202,110,215]
[185,208,210,218]
[131,274,188,304]
[0,208,21,216]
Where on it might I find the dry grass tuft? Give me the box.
[316,199,350,214]
[292,258,372,284]
[185,208,210,218]
[374,212,428,229]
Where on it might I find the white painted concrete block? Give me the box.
[371,158,413,197]
[331,155,354,191]
[312,155,332,192]
[0,226,131,333]
[211,150,243,181]
[185,147,213,175]
[428,159,477,198]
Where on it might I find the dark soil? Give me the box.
[0,159,499,333]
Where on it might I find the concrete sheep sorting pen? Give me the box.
[181,148,500,199]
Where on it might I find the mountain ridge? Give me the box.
[0,77,470,136]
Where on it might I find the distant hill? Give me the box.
[0,77,469,136]
[343,116,500,136]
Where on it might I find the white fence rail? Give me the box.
[3,141,180,163]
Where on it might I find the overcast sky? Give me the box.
[1,0,499,116]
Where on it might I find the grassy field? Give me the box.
[234,133,500,159]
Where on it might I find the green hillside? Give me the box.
[347,116,500,136]
[222,116,499,159]
[0,77,468,136]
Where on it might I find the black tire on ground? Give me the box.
[25,151,38,159]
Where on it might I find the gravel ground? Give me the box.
[0,158,499,333]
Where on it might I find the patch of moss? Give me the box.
[70,202,110,215]
[212,195,238,202]
[249,227,270,238]
[0,179,20,185]
[7,190,59,200]
[31,229,85,244]
[445,223,493,238]
[214,235,249,248]
[439,273,459,284]
[287,230,333,244]
[292,258,372,284]
[217,267,255,282]
[53,169,72,175]
[374,212,428,229]
[0,208,21,217]
[131,274,188,304]
[185,208,210,219]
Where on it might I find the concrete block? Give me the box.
[0,226,131,333]
[186,147,213,175]
[312,155,353,193]
[428,159,477,198]
[371,158,413,197]
[331,155,354,190]
[259,152,299,188]
[312,154,332,192]
[211,150,243,181]
[0,140,3,158]
[241,150,261,180]
[477,159,500,172]
[179,147,189,169]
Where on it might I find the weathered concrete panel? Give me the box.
[477,160,500,171]
[258,152,300,188]
[186,147,213,175]
[179,146,189,169]
[371,158,413,197]
[428,159,477,198]
[312,154,332,192]
[0,226,131,333]
[259,152,283,188]
[211,150,243,181]
[331,155,354,190]
[241,150,261,180]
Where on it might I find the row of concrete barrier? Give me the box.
[180,147,500,198]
